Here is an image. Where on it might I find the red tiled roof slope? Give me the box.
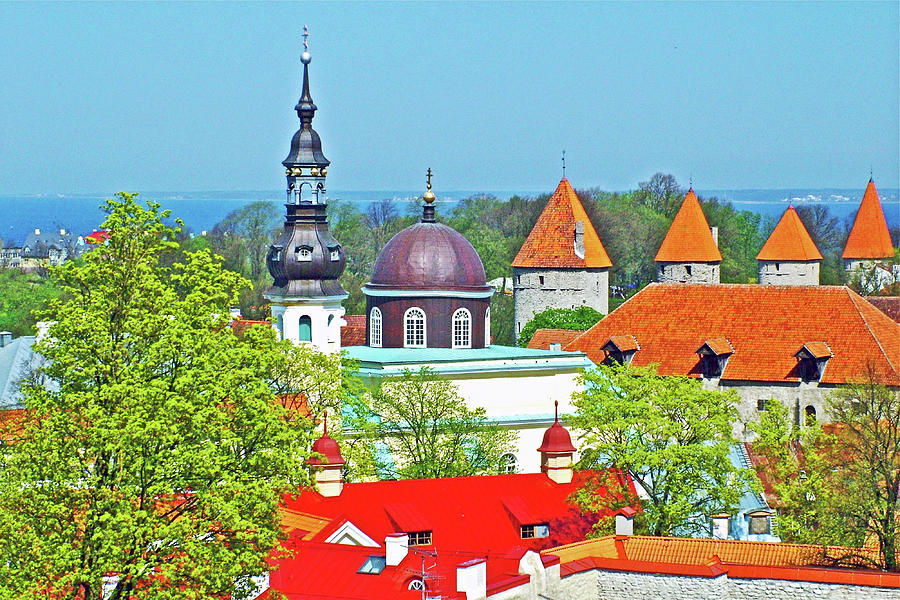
[756,206,822,261]
[565,284,900,385]
[843,179,895,259]
[341,314,367,347]
[655,189,722,263]
[527,328,586,350]
[512,179,612,269]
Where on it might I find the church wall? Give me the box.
[656,262,720,284]
[513,267,609,340]
[366,296,490,349]
[758,260,820,286]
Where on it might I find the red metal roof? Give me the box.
[565,284,900,385]
[512,178,612,269]
[843,179,895,259]
[654,189,722,263]
[756,206,823,261]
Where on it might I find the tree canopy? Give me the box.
[749,377,900,570]
[354,367,518,479]
[517,306,604,347]
[571,363,755,537]
[0,193,324,600]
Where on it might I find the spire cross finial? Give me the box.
[554,400,559,423]
[689,173,693,188]
[870,165,874,180]
[323,410,328,435]
[562,150,566,179]
[302,24,309,51]
[426,167,433,191]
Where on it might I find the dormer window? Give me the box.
[696,338,734,378]
[296,245,313,262]
[602,335,639,365]
[268,245,284,263]
[407,531,432,546]
[747,510,773,535]
[795,342,832,382]
[520,524,549,539]
[328,245,341,261]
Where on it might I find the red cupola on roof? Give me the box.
[757,205,822,261]
[843,179,895,260]
[655,189,722,263]
[308,413,345,466]
[538,402,577,454]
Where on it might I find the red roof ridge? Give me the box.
[845,287,900,377]
[843,179,895,259]
[756,206,823,261]
[655,189,723,263]
[512,178,612,269]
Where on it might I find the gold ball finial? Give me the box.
[423,167,436,204]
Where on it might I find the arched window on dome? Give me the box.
[298,315,312,342]
[484,307,491,347]
[370,307,383,348]
[452,308,471,349]
[404,307,426,348]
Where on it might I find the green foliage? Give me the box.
[355,367,518,479]
[571,363,755,537]
[517,306,603,347]
[749,379,900,570]
[0,269,63,336]
[0,193,320,600]
[490,292,515,346]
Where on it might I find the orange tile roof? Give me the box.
[756,206,823,261]
[341,315,367,347]
[527,328,586,350]
[843,179,895,259]
[654,189,722,263]
[699,337,734,355]
[606,335,639,352]
[512,179,612,269]
[798,341,833,359]
[565,284,900,385]
[545,535,897,586]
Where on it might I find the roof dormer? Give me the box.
[795,342,832,382]
[696,338,734,378]
[602,335,640,365]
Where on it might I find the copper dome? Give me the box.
[367,222,491,293]
[538,403,577,454]
[308,432,345,466]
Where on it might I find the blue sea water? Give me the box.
[0,188,897,246]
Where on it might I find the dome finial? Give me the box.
[301,24,311,64]
[554,400,559,423]
[424,167,436,204]
[323,409,328,435]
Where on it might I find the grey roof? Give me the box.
[0,336,38,409]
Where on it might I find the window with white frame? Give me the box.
[370,307,383,347]
[404,307,426,348]
[498,452,517,474]
[484,307,491,346]
[452,308,471,348]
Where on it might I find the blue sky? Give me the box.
[0,1,897,193]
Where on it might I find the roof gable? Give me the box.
[654,189,722,263]
[512,179,612,269]
[757,206,823,261]
[843,179,895,259]
[565,284,900,385]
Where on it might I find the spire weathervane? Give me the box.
[562,150,566,179]
[301,25,311,64]
[424,168,435,204]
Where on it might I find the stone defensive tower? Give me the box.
[756,205,822,285]
[655,188,721,284]
[512,178,612,341]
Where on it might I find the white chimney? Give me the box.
[34,228,40,235]
[385,533,408,566]
[456,558,487,600]
[0,331,12,348]
[710,226,718,247]
[549,342,561,351]
[59,228,66,235]
[574,221,585,258]
[615,507,636,536]
[711,513,730,540]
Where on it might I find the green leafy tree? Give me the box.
[571,363,755,537]
[489,292,515,346]
[0,193,322,600]
[749,377,900,570]
[0,269,63,337]
[517,306,603,347]
[358,367,518,479]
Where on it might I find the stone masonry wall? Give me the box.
[712,379,832,440]
[558,569,900,600]
[513,267,609,341]
[657,262,720,284]
[758,260,820,286]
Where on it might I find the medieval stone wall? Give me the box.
[513,267,609,340]
[657,262,720,284]
[758,260,820,286]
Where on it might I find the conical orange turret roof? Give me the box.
[512,178,612,268]
[843,179,895,259]
[757,205,823,261]
[654,189,722,263]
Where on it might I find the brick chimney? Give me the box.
[385,533,408,566]
[574,221,585,258]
